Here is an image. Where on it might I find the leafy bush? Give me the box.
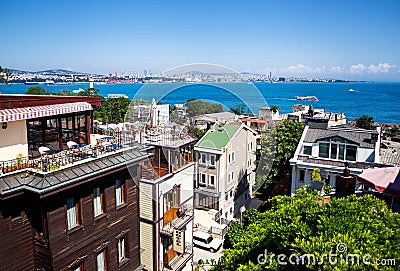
[211,189,400,270]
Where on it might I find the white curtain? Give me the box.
[94,188,102,216]
[118,238,125,261]
[116,180,122,206]
[97,250,105,271]
[67,197,77,229]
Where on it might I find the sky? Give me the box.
[1,0,399,81]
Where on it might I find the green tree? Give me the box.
[94,97,131,123]
[211,188,400,271]
[0,66,12,84]
[355,115,374,130]
[25,86,50,95]
[270,105,279,113]
[257,119,305,197]
[311,168,322,181]
[186,99,223,117]
[78,87,101,97]
[229,103,246,115]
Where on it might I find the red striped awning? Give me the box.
[0,102,93,122]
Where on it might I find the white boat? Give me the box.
[348,88,354,92]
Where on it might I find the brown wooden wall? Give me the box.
[44,168,141,271]
[0,196,35,271]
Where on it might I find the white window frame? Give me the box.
[228,152,235,163]
[209,154,216,167]
[67,197,78,229]
[118,236,126,262]
[248,142,253,151]
[199,173,207,185]
[115,180,125,207]
[96,249,107,271]
[228,171,234,184]
[200,153,207,165]
[208,174,216,187]
[94,187,103,217]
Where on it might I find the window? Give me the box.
[115,180,125,206]
[199,173,207,186]
[228,152,235,163]
[299,170,305,183]
[67,197,80,229]
[118,236,127,262]
[93,187,104,217]
[200,153,206,164]
[208,175,215,187]
[209,155,216,167]
[248,142,253,151]
[96,249,107,271]
[228,171,234,183]
[346,145,357,161]
[319,143,329,158]
[318,141,358,161]
[230,207,233,215]
[164,186,178,211]
[229,190,234,198]
[247,159,252,167]
[72,262,84,271]
[303,145,312,155]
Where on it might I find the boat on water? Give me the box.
[295,96,319,101]
[24,81,46,85]
[348,88,354,92]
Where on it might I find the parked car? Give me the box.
[193,231,223,252]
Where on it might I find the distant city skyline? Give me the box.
[1,0,399,81]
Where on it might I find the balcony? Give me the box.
[163,242,193,271]
[161,204,194,236]
[0,136,138,175]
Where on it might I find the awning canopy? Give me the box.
[0,102,93,122]
[357,167,400,196]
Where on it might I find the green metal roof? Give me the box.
[195,123,241,150]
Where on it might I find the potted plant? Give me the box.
[16,154,23,170]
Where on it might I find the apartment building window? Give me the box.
[67,197,80,229]
[208,175,216,187]
[209,154,216,167]
[200,153,206,164]
[229,190,234,199]
[115,180,126,206]
[299,170,305,183]
[248,142,253,151]
[96,249,107,271]
[199,173,207,186]
[93,187,104,217]
[164,186,178,211]
[228,171,234,183]
[72,262,85,271]
[247,159,252,167]
[118,236,128,263]
[318,141,357,161]
[303,145,312,155]
[228,152,235,163]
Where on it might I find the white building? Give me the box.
[290,124,381,194]
[139,128,196,271]
[193,123,257,222]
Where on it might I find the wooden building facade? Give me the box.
[0,145,149,271]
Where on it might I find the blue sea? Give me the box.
[1,82,399,124]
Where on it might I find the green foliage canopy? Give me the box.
[257,119,305,194]
[355,115,374,130]
[186,99,223,117]
[212,188,400,271]
[25,86,50,95]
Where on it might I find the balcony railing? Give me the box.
[161,204,194,236]
[0,140,136,175]
[163,242,193,271]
